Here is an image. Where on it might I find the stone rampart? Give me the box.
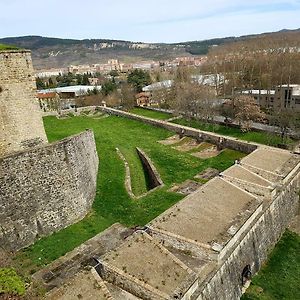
[0,50,47,156]
[0,130,99,251]
[195,168,300,300]
[99,107,258,153]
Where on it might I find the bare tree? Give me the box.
[233,95,265,131]
[204,31,300,94]
[269,109,299,143]
[171,80,216,121]
[120,83,136,110]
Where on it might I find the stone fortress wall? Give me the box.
[36,107,300,300]
[2,51,297,298]
[0,51,99,251]
[99,107,259,154]
[196,161,300,299]
[0,130,99,251]
[0,51,47,156]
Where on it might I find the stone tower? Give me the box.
[0,50,47,156]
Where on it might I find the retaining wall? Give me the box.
[0,130,99,251]
[100,107,258,154]
[136,147,163,189]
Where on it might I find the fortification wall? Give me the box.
[196,169,300,300]
[100,107,258,153]
[0,130,98,251]
[136,147,163,189]
[0,50,47,156]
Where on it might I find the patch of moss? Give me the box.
[0,268,26,296]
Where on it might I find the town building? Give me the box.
[37,85,101,110]
[37,92,60,111]
[240,84,300,111]
[136,92,151,106]
[35,68,67,78]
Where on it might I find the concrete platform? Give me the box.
[192,147,221,159]
[100,231,196,299]
[241,148,299,177]
[33,223,132,291]
[149,177,261,247]
[158,134,183,145]
[45,269,111,300]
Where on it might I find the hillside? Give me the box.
[1,28,299,70]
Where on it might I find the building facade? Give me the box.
[241,84,300,111]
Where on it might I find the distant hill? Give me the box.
[1,29,299,70]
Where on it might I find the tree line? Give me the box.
[202,31,300,96]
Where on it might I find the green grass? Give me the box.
[242,230,300,300]
[172,118,295,147]
[0,44,19,51]
[130,107,171,120]
[17,114,244,270]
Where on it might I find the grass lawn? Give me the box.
[16,114,244,272]
[130,107,171,120]
[242,230,300,300]
[172,118,295,148]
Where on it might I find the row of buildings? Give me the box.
[35,56,206,78]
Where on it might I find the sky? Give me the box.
[1,0,300,43]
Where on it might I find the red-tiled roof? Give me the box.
[37,92,57,99]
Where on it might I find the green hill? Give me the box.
[1,28,298,69]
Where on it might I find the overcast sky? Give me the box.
[1,0,300,43]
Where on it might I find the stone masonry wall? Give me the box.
[0,50,47,156]
[136,147,163,189]
[99,107,258,154]
[0,130,98,251]
[196,168,300,300]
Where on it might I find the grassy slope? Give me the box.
[18,115,244,270]
[130,108,294,147]
[242,230,300,300]
[130,108,171,120]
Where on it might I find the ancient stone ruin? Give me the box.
[0,50,99,251]
[35,107,300,300]
[1,51,299,299]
